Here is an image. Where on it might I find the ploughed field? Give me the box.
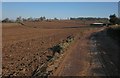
[2,20,94,76]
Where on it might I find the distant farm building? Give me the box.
[90,23,104,26]
[90,23,111,27]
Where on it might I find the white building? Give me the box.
[90,23,104,26]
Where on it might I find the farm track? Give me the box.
[89,30,120,76]
[53,28,120,77]
[89,36,118,76]
[53,29,96,76]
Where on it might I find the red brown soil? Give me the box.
[2,20,94,76]
[21,20,95,29]
[3,21,119,76]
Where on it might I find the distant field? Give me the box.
[20,20,92,28]
[2,20,96,44]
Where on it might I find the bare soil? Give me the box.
[2,21,119,76]
[2,20,94,76]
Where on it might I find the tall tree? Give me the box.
[2,18,9,22]
[109,14,119,25]
[16,16,22,23]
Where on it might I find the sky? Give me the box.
[2,2,118,20]
[1,0,120,2]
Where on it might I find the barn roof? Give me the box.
[92,23,103,24]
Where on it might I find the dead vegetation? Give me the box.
[32,35,75,76]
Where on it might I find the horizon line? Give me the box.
[1,16,110,20]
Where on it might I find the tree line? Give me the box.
[70,14,120,25]
[70,17,109,23]
[2,16,108,23]
[2,16,47,23]
[1,16,60,23]
[70,17,108,21]
[2,14,120,25]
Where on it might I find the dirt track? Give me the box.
[53,28,120,76]
[53,29,97,76]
